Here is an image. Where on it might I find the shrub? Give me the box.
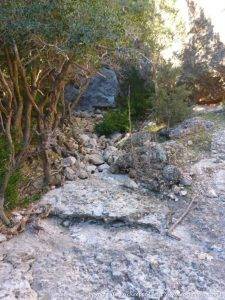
[118,66,154,117]
[0,137,21,210]
[95,109,130,136]
[153,63,192,127]
[153,85,191,127]
[22,194,41,208]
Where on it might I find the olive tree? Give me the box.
[0,0,123,225]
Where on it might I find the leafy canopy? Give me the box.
[0,0,123,61]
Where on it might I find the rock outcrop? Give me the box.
[110,136,184,192]
[65,67,119,111]
[2,108,225,299]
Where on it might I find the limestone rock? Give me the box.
[86,165,97,174]
[87,154,105,166]
[79,134,90,145]
[98,163,110,173]
[121,178,138,190]
[162,165,182,184]
[64,167,76,181]
[71,67,119,111]
[78,170,89,179]
[0,233,7,243]
[62,156,77,167]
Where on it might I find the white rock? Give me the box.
[207,188,218,198]
[98,163,110,173]
[64,167,76,180]
[11,212,23,222]
[180,175,192,186]
[110,132,123,142]
[0,233,7,243]
[79,134,90,145]
[121,178,138,190]
[88,138,98,149]
[173,185,181,196]
[87,154,105,166]
[62,156,77,167]
[86,165,97,174]
[168,193,179,201]
[78,170,89,179]
[197,252,214,261]
[180,190,188,196]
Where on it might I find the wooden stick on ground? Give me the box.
[167,197,196,236]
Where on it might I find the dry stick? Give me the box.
[167,197,196,235]
[128,86,136,170]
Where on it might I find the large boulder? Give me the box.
[64,83,79,103]
[65,67,119,111]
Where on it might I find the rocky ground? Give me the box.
[1,107,225,299]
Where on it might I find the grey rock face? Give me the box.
[110,139,176,191]
[65,67,119,111]
[97,163,110,173]
[64,83,79,103]
[2,112,225,300]
[81,67,119,110]
[41,174,167,223]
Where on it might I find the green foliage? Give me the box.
[22,194,41,208]
[153,86,191,127]
[181,2,225,103]
[119,66,154,117]
[5,171,21,210]
[96,66,154,136]
[0,137,21,210]
[0,0,123,61]
[153,62,192,127]
[95,109,130,136]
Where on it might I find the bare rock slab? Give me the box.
[41,174,168,229]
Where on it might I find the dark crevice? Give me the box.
[51,213,161,233]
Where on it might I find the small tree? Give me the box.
[181,0,225,103]
[153,62,191,127]
[0,0,124,225]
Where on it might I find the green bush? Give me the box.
[118,66,154,117]
[153,62,192,127]
[22,194,41,208]
[0,137,21,210]
[153,85,191,127]
[95,109,130,136]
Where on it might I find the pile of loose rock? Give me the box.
[48,113,123,185]
[44,116,213,202]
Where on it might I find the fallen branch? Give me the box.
[166,197,196,236]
